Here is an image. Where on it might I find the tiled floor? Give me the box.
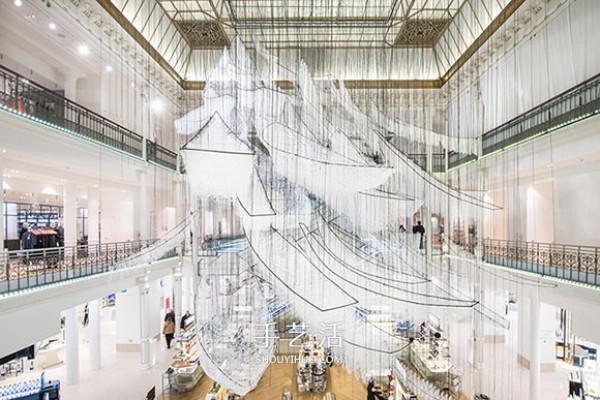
[0,307,582,399]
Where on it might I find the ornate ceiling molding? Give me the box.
[174,21,230,49]
[394,19,450,48]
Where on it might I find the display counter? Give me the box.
[169,317,204,393]
[409,341,455,391]
[297,340,328,393]
[35,340,64,369]
[170,361,204,393]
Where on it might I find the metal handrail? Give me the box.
[483,238,599,287]
[483,72,600,155]
[0,65,178,170]
[0,239,176,295]
[448,73,600,169]
[146,139,178,170]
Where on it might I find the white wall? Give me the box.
[526,181,555,243]
[553,170,600,246]
[115,278,162,347]
[116,287,141,345]
[100,190,135,242]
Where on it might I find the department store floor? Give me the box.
[0,307,577,400]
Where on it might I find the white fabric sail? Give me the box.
[260,123,395,195]
[182,114,254,198]
[368,103,479,155]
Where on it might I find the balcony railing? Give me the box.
[146,139,178,170]
[407,153,447,173]
[482,72,600,156]
[0,65,177,171]
[483,239,600,287]
[0,239,171,295]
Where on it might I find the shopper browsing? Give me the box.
[163,318,175,349]
[180,310,191,330]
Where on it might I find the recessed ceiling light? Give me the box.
[1,149,6,153]
[78,44,90,56]
[14,0,23,6]
[49,22,57,30]
[106,65,113,72]
[151,99,163,112]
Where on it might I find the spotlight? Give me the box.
[49,22,57,30]
[78,44,90,56]
[14,0,23,7]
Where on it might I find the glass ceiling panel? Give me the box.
[172,12,214,21]
[104,0,517,82]
[228,0,394,20]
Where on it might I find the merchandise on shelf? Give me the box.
[168,315,204,393]
[296,339,328,393]
[0,373,60,400]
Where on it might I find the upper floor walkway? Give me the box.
[0,64,177,171]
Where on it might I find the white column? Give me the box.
[529,291,541,400]
[62,71,79,102]
[138,171,148,241]
[0,159,4,251]
[190,210,199,297]
[63,183,78,247]
[139,278,151,370]
[173,178,183,226]
[87,188,100,245]
[89,300,101,370]
[173,264,183,330]
[64,307,80,385]
[425,145,433,262]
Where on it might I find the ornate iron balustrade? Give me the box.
[0,65,178,171]
[0,239,176,295]
[483,239,600,286]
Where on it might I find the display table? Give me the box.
[35,341,64,369]
[170,317,204,393]
[409,341,452,389]
[170,361,204,393]
[296,341,327,393]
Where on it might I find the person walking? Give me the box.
[163,317,175,349]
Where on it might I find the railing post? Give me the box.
[594,247,598,285]
[5,254,10,293]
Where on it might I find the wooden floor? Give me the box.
[162,363,367,400]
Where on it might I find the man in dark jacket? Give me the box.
[412,221,425,249]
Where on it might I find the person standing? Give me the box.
[56,222,65,247]
[163,317,176,349]
[180,310,191,330]
[82,304,89,327]
[412,221,425,249]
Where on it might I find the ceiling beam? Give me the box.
[441,0,525,84]
[96,0,185,87]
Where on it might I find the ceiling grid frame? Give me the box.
[92,0,534,88]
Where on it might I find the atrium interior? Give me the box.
[1,0,600,400]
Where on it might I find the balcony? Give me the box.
[483,239,600,287]
[0,65,178,171]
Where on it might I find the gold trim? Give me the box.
[441,0,525,84]
[96,0,184,87]
[98,0,523,91]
